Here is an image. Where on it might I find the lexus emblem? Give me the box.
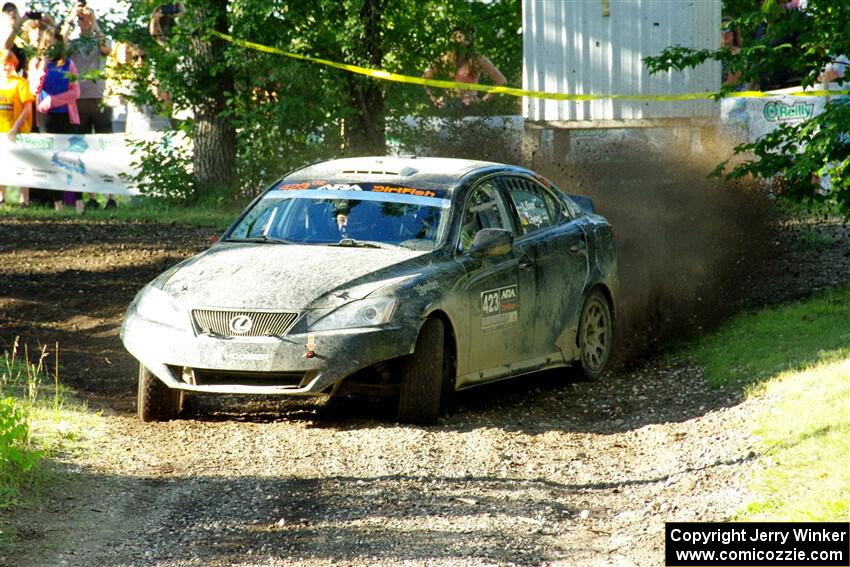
[229,315,254,334]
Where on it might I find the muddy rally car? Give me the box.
[121,156,618,424]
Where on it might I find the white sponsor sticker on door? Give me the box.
[481,284,518,330]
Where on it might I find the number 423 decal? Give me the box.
[481,284,518,330]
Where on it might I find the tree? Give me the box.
[342,0,386,155]
[254,0,520,155]
[144,0,236,194]
[115,0,521,198]
[103,0,239,199]
[189,0,236,191]
[220,0,520,189]
[645,0,850,215]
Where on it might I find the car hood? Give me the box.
[158,243,429,310]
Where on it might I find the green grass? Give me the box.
[1,190,241,230]
[0,338,101,551]
[743,360,850,520]
[678,284,850,521]
[684,285,850,388]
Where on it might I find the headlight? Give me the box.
[310,297,397,331]
[134,287,185,328]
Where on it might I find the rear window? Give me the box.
[502,177,561,235]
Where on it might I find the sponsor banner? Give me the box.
[276,180,446,199]
[0,133,157,196]
[721,91,846,143]
[274,180,451,208]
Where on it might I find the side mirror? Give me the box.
[469,228,513,258]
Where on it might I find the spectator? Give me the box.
[148,3,184,49]
[30,25,82,212]
[63,1,115,210]
[0,48,34,206]
[106,41,170,134]
[148,3,191,126]
[422,26,507,112]
[1,2,25,76]
[19,13,54,206]
[756,0,804,90]
[817,54,848,91]
[720,17,744,89]
[21,12,53,65]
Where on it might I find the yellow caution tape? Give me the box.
[213,31,850,102]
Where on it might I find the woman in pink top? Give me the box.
[31,26,80,132]
[423,27,507,110]
[30,26,82,210]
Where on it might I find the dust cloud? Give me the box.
[397,118,774,361]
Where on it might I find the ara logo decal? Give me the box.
[481,284,518,330]
[229,315,254,334]
[316,183,363,191]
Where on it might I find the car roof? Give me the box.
[286,156,510,188]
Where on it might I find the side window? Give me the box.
[563,196,584,219]
[458,180,511,252]
[504,177,560,236]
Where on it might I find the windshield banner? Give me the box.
[0,133,152,196]
[275,180,450,207]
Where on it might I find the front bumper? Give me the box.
[121,314,417,395]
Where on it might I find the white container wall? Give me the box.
[523,0,721,125]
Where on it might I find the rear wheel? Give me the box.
[137,364,183,422]
[577,289,613,380]
[398,318,445,425]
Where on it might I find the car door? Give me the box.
[499,176,590,362]
[455,179,538,387]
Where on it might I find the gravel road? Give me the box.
[1,213,847,567]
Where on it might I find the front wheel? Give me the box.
[137,364,183,422]
[397,318,445,425]
[577,289,613,380]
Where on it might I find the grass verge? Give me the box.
[1,192,240,231]
[0,338,102,552]
[743,359,849,520]
[680,284,850,521]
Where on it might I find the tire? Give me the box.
[576,289,613,380]
[397,318,445,425]
[137,363,183,422]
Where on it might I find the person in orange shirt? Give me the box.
[422,26,507,111]
[0,49,34,206]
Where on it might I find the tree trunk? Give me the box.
[344,77,386,156]
[190,0,236,192]
[193,102,236,190]
[343,0,386,156]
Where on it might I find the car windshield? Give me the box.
[227,182,451,251]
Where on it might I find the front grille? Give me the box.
[192,309,299,337]
[190,369,306,388]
